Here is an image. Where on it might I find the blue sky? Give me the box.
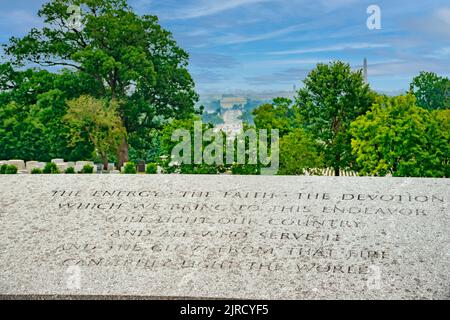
[1,0,449,95]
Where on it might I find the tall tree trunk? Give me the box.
[118,139,129,169]
[102,156,109,171]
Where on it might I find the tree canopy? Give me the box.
[64,95,126,169]
[252,98,301,138]
[295,61,374,176]
[350,94,449,177]
[410,72,449,110]
[278,128,323,175]
[3,0,198,166]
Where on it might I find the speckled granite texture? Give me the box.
[0,175,448,300]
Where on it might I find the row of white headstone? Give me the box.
[2,159,360,176]
[0,159,120,174]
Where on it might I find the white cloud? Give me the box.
[268,43,391,55]
[409,7,450,39]
[214,24,304,45]
[368,59,450,77]
[436,47,450,56]
[167,0,271,20]
[436,7,450,23]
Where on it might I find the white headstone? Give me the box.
[75,161,96,173]
[6,160,25,170]
[36,162,46,169]
[56,163,69,172]
[26,161,39,173]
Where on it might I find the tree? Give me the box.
[252,98,300,137]
[0,65,97,161]
[350,94,449,177]
[159,117,226,174]
[433,109,450,177]
[64,95,126,169]
[278,129,323,175]
[296,61,374,176]
[410,72,449,110]
[4,0,198,167]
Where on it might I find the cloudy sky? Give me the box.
[1,0,449,94]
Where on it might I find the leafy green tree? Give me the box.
[64,95,126,169]
[0,65,97,161]
[433,109,450,177]
[410,72,449,110]
[278,129,323,175]
[350,94,449,177]
[296,61,374,176]
[252,98,300,137]
[159,117,225,174]
[4,0,198,167]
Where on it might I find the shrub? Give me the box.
[65,167,76,174]
[43,162,59,174]
[5,165,18,174]
[31,168,43,174]
[0,164,7,174]
[146,163,158,174]
[81,165,94,174]
[278,129,323,175]
[124,162,137,174]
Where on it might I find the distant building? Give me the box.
[220,97,247,109]
[214,96,247,137]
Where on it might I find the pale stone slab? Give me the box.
[75,161,97,173]
[6,160,25,170]
[0,176,448,300]
[37,162,46,169]
[56,163,69,173]
[51,159,65,164]
[107,163,116,172]
[26,161,39,172]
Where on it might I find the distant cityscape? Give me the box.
[199,59,406,132]
[199,87,299,134]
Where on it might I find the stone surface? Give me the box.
[26,161,39,173]
[107,163,116,172]
[95,164,105,174]
[75,161,97,173]
[0,175,448,300]
[6,160,25,170]
[51,159,65,164]
[56,163,69,173]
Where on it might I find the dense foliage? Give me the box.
[0,1,448,177]
[410,72,449,110]
[350,94,449,177]
[2,0,197,166]
[295,61,375,176]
